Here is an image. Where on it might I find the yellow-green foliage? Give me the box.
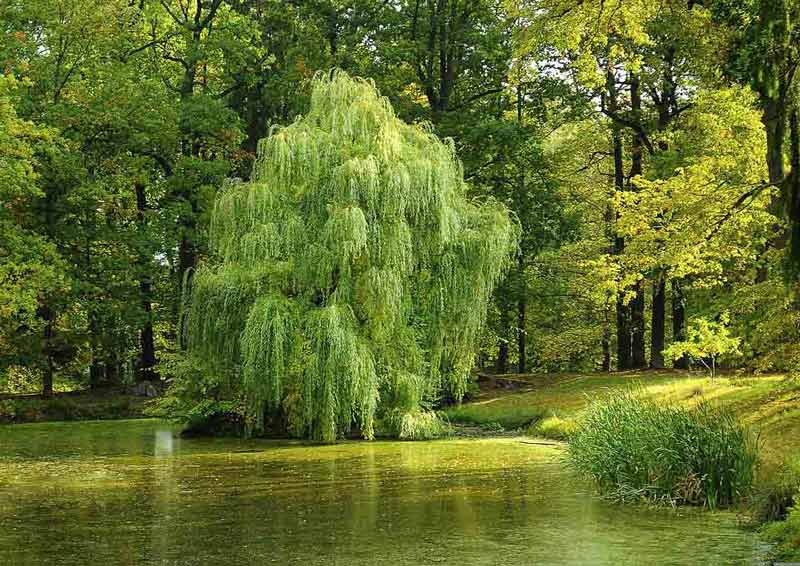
[528,415,577,440]
[186,71,517,442]
[383,409,450,440]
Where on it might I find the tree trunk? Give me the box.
[175,31,201,345]
[650,276,666,368]
[764,99,786,188]
[43,360,54,398]
[89,311,104,389]
[788,108,800,270]
[602,145,614,373]
[135,183,158,382]
[41,305,55,398]
[671,279,688,369]
[496,309,509,374]
[757,97,789,283]
[606,69,631,371]
[616,296,631,371]
[517,295,526,374]
[139,296,157,381]
[629,73,646,369]
[515,85,527,375]
[631,282,646,368]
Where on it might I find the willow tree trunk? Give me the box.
[650,277,666,368]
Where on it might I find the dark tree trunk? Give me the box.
[757,93,789,282]
[89,361,105,389]
[412,0,464,122]
[517,296,526,374]
[616,296,631,371]
[43,361,54,398]
[602,135,614,374]
[105,352,120,385]
[41,305,55,398]
[174,17,206,343]
[650,276,666,368]
[671,279,688,369]
[763,98,787,187]
[138,294,158,381]
[631,282,646,368]
[135,183,158,382]
[628,73,647,368]
[788,108,800,269]
[605,69,632,370]
[89,311,104,389]
[40,171,58,397]
[515,85,527,375]
[496,309,509,374]
[601,320,611,372]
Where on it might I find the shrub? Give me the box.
[749,464,800,525]
[663,314,741,378]
[567,389,759,508]
[528,415,578,440]
[761,494,800,561]
[0,395,144,423]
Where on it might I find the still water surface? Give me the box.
[0,419,759,565]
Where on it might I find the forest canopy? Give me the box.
[1,0,799,432]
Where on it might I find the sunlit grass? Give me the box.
[445,371,800,462]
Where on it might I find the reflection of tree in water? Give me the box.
[0,422,757,565]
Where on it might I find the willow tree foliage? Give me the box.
[185,71,517,442]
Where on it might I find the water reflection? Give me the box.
[0,420,759,565]
[154,429,176,457]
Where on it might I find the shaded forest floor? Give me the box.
[446,369,800,466]
[0,387,150,424]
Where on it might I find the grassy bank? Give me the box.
[0,389,150,424]
[444,371,800,462]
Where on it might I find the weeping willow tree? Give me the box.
[185,71,518,442]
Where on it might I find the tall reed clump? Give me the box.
[183,70,517,442]
[567,390,759,508]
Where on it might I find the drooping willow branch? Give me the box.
[185,70,518,442]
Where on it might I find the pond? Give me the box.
[0,419,760,565]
